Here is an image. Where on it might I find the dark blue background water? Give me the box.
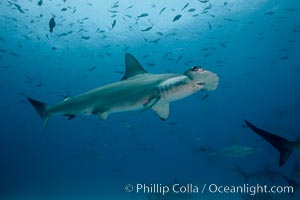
[0,0,299,199]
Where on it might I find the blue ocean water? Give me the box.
[0,0,300,199]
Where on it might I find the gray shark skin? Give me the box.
[245,120,300,167]
[28,53,219,136]
[207,144,260,161]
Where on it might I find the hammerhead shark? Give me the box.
[28,53,219,135]
[245,120,300,167]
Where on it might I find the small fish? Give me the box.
[224,2,228,6]
[111,1,119,9]
[61,8,67,11]
[280,56,289,60]
[176,54,182,63]
[14,3,25,14]
[208,22,212,30]
[9,51,19,57]
[165,32,176,37]
[137,13,149,19]
[127,5,133,9]
[198,0,209,3]
[141,27,152,32]
[188,8,196,12]
[167,57,175,61]
[142,55,149,59]
[257,36,264,41]
[203,3,212,11]
[156,32,164,36]
[293,26,300,33]
[265,11,274,15]
[284,8,296,12]
[111,5,119,9]
[201,93,209,100]
[181,3,189,11]
[35,83,43,88]
[88,66,96,72]
[219,42,226,48]
[58,31,73,36]
[0,37,6,42]
[18,41,22,48]
[114,70,124,75]
[81,36,90,40]
[49,17,56,34]
[71,7,77,14]
[163,52,172,59]
[25,75,33,83]
[108,9,118,13]
[37,0,43,6]
[111,19,116,30]
[150,38,161,43]
[173,14,182,22]
[159,7,166,15]
[224,18,234,22]
[147,63,155,66]
[278,48,291,53]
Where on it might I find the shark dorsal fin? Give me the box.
[121,53,147,80]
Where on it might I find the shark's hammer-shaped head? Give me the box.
[184,66,219,91]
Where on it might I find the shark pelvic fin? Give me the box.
[121,53,147,80]
[245,120,293,167]
[99,113,108,120]
[92,108,108,120]
[152,103,170,121]
[27,97,50,137]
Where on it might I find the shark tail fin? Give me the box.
[27,97,50,137]
[245,120,293,167]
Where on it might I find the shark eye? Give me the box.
[191,66,204,72]
[192,66,199,71]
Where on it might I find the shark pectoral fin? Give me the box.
[121,53,147,80]
[152,103,170,121]
[141,97,160,112]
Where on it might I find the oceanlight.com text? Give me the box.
[124,183,294,196]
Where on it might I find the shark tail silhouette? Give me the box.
[245,120,292,167]
[28,97,50,137]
